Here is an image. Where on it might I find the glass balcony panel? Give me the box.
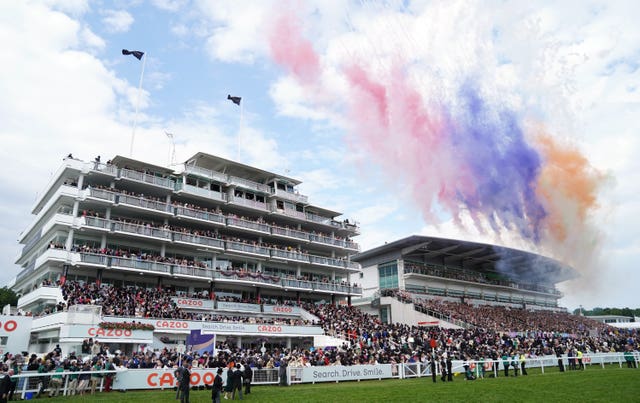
[175,206,225,225]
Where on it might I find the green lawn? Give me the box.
[37,367,639,403]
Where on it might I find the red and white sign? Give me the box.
[59,325,153,343]
[171,297,214,310]
[114,368,227,390]
[0,315,32,354]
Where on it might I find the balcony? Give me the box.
[271,226,309,242]
[270,249,310,264]
[172,265,215,280]
[183,165,228,184]
[85,187,117,203]
[226,217,270,234]
[228,195,268,212]
[110,257,172,275]
[117,193,173,214]
[178,183,227,202]
[228,175,271,194]
[271,207,306,220]
[175,206,225,226]
[213,270,282,287]
[82,216,110,231]
[34,248,69,269]
[17,286,63,310]
[78,253,108,267]
[309,255,345,269]
[119,168,175,190]
[305,212,333,226]
[112,221,172,241]
[225,240,270,257]
[173,232,224,250]
[271,188,308,204]
[88,162,118,176]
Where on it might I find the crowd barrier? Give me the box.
[6,352,638,399]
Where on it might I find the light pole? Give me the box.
[165,131,176,167]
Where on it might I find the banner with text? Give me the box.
[262,305,301,315]
[300,364,393,383]
[201,322,323,335]
[171,297,214,310]
[59,325,153,343]
[216,301,261,313]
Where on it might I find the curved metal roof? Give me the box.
[352,235,577,284]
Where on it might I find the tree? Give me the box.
[0,287,18,308]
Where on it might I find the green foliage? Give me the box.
[0,286,18,308]
[40,366,639,403]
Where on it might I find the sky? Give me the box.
[1,0,638,311]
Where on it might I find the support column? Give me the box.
[236,337,242,349]
[347,295,352,306]
[65,229,75,250]
[296,291,300,305]
[96,269,103,287]
[100,234,107,249]
[286,338,292,350]
[331,271,336,281]
[61,264,70,286]
[157,276,163,290]
[256,287,261,304]
[331,294,335,306]
[209,281,215,300]
[76,174,84,191]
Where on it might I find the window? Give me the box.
[378,262,398,289]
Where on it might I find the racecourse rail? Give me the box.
[7,352,638,399]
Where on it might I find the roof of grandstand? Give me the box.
[352,235,577,284]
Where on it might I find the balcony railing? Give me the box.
[226,217,270,233]
[271,226,309,241]
[305,212,333,225]
[79,253,108,266]
[270,249,310,263]
[110,257,172,274]
[226,241,270,256]
[228,175,271,194]
[272,208,306,220]
[308,255,344,268]
[172,265,215,279]
[175,206,225,225]
[119,168,175,189]
[173,232,224,249]
[86,187,116,202]
[271,188,309,204]
[117,194,172,214]
[112,222,172,240]
[183,165,228,183]
[179,184,227,202]
[89,162,118,176]
[228,196,268,211]
[83,216,110,230]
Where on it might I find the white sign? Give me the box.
[201,322,322,335]
[113,368,227,390]
[300,364,393,383]
[171,297,214,310]
[216,301,261,313]
[0,315,32,355]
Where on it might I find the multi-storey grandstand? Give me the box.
[2,154,637,395]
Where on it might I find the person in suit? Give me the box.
[212,368,224,403]
[243,362,253,395]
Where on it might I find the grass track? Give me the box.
[37,367,639,403]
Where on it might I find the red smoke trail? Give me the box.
[268,7,320,86]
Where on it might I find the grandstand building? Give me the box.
[350,235,577,326]
[10,153,361,355]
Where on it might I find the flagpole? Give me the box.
[235,99,243,161]
[130,52,147,157]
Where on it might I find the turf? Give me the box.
[36,366,639,402]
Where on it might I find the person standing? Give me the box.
[501,353,510,377]
[178,361,191,403]
[243,362,252,395]
[0,366,11,403]
[430,356,437,383]
[439,356,447,382]
[446,356,453,382]
[576,349,584,370]
[231,365,243,400]
[519,352,528,376]
[212,368,224,403]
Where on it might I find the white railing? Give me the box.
[112,222,172,240]
[175,206,225,225]
[228,175,271,193]
[271,225,309,241]
[86,187,116,202]
[226,240,270,256]
[119,168,175,189]
[229,196,268,211]
[272,187,309,204]
[117,194,172,214]
[226,217,271,233]
[173,232,224,249]
[180,184,227,202]
[183,165,228,183]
